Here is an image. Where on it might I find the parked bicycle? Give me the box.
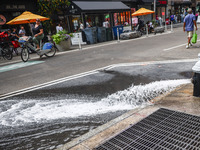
[19,36,56,62]
[0,41,13,60]
[0,31,13,60]
[9,40,20,55]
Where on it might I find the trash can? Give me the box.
[97,27,106,42]
[83,27,97,44]
[106,28,113,41]
[192,54,200,97]
[112,25,124,39]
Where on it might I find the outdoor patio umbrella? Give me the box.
[7,11,49,35]
[6,11,49,25]
[132,8,154,16]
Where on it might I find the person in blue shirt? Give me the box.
[183,8,197,49]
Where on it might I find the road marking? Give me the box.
[0,70,99,100]
[0,31,173,67]
[0,61,44,73]
[163,40,200,51]
[0,58,196,100]
[101,58,198,70]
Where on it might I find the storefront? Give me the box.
[0,0,37,33]
[171,0,191,22]
[157,0,168,21]
[64,1,131,33]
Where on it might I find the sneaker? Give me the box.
[35,48,40,51]
[186,45,189,49]
[189,43,192,47]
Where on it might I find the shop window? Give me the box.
[72,15,80,32]
[114,11,130,26]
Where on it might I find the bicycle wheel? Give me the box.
[44,45,56,57]
[2,46,13,60]
[21,47,29,62]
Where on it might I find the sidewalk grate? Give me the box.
[95,108,200,150]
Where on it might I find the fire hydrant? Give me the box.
[192,56,200,97]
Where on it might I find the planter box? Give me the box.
[56,38,71,51]
[154,27,165,35]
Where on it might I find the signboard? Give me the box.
[159,0,167,5]
[67,4,81,15]
[71,32,86,45]
[197,15,200,23]
[0,15,6,25]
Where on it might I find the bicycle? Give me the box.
[0,31,13,60]
[0,41,13,60]
[9,40,20,55]
[19,36,56,62]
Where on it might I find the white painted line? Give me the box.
[0,58,197,100]
[163,40,200,51]
[0,61,44,73]
[103,58,198,70]
[0,70,99,100]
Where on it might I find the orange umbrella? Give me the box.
[132,8,154,16]
[7,11,49,25]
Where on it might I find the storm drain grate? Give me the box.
[95,108,200,150]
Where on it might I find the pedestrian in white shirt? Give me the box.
[103,19,110,28]
[56,23,63,33]
[79,21,84,31]
[18,25,26,37]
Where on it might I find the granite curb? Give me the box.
[57,83,199,150]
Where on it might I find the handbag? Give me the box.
[192,31,197,44]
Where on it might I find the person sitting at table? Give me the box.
[11,28,19,41]
[18,25,26,37]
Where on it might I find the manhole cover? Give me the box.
[95,108,200,150]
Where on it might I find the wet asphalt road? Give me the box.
[1,27,200,96]
[0,27,200,149]
[0,60,195,150]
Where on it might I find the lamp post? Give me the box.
[154,0,156,19]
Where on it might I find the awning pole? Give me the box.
[29,22,33,36]
[81,13,86,29]
[130,10,132,30]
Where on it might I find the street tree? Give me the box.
[37,0,70,33]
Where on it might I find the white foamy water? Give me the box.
[0,79,190,126]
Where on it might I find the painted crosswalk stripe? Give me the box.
[0,61,44,73]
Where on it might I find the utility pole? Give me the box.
[154,0,156,19]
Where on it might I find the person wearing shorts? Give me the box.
[183,8,197,49]
[32,18,44,51]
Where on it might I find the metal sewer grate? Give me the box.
[95,108,200,150]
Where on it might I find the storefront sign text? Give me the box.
[6,5,25,9]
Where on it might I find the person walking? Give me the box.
[78,21,84,31]
[183,8,198,49]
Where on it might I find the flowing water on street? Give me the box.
[0,79,190,150]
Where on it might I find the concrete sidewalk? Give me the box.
[57,83,200,150]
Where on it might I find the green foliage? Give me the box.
[52,30,73,44]
[37,0,70,32]
[152,20,158,28]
